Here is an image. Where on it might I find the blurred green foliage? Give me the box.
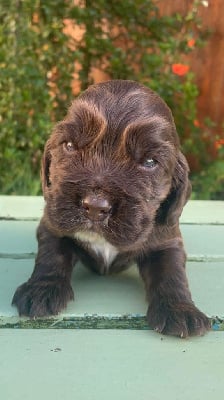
[0,0,223,197]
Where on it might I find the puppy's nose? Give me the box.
[82,195,112,221]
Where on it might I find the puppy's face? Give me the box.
[42,80,190,252]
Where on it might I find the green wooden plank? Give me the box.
[180,200,224,224]
[1,220,224,258]
[0,196,44,221]
[0,329,224,400]
[181,224,224,259]
[1,196,224,224]
[0,259,145,318]
[0,221,37,257]
[0,259,223,323]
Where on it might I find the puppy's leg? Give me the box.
[12,221,76,317]
[138,243,211,337]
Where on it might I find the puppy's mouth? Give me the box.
[81,218,110,232]
[49,191,154,250]
[76,211,154,253]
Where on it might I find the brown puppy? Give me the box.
[12,80,210,337]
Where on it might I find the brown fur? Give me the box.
[12,80,210,337]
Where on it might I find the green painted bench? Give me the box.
[0,196,224,400]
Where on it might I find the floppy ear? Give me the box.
[41,139,52,197]
[157,152,192,226]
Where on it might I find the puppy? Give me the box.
[12,80,210,337]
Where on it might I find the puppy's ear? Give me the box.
[157,152,191,226]
[41,139,52,197]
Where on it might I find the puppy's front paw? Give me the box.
[147,301,211,338]
[12,278,74,318]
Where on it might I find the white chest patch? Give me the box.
[74,231,119,269]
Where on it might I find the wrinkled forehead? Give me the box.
[62,89,177,146]
[76,80,176,131]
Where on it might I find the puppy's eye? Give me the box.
[143,158,157,168]
[63,141,75,152]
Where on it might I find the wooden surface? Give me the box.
[1,329,224,400]
[0,196,224,399]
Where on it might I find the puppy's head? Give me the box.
[42,80,191,251]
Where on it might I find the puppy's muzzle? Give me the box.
[82,194,112,222]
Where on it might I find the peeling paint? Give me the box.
[0,314,223,331]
